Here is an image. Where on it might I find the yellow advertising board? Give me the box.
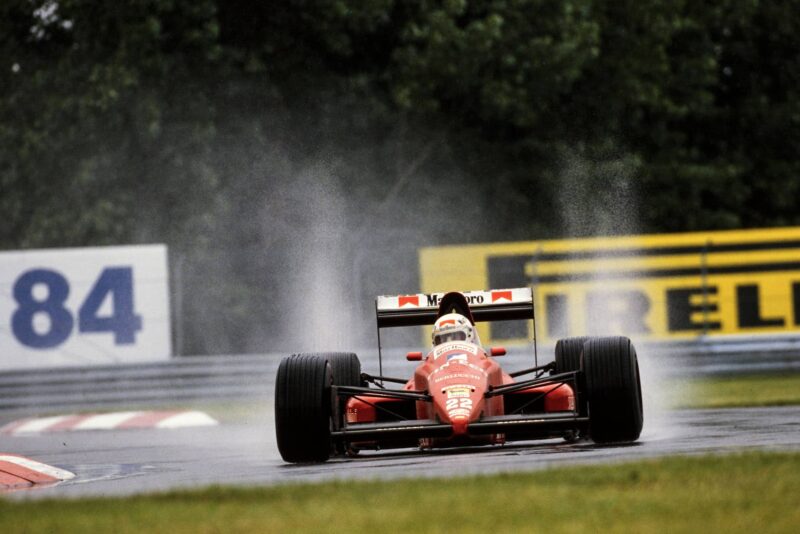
[419,227,800,345]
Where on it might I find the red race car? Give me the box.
[274,288,643,463]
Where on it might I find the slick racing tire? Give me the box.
[274,354,333,463]
[322,352,363,455]
[324,352,363,388]
[301,352,362,412]
[555,336,593,418]
[313,352,362,426]
[583,336,644,443]
[554,336,592,373]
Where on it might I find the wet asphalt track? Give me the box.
[3,405,799,499]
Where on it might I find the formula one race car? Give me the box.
[274,288,643,463]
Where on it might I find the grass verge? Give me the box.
[3,451,799,533]
[683,372,800,409]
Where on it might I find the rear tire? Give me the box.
[583,336,643,443]
[274,354,333,463]
[301,352,362,418]
[554,336,592,373]
[555,336,593,419]
[324,352,362,455]
[325,352,362,388]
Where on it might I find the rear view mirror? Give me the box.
[490,346,506,357]
[406,351,423,361]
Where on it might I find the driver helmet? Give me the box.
[432,313,474,346]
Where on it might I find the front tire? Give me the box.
[583,336,643,443]
[274,354,333,463]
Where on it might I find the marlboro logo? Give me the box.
[398,295,420,307]
[491,290,512,302]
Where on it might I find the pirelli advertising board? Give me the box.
[419,227,800,345]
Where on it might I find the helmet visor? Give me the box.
[434,330,467,345]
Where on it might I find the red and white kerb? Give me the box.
[0,410,219,436]
[0,454,75,490]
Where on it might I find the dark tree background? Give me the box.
[2,0,798,354]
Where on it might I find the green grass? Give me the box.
[3,451,799,533]
[683,372,800,409]
[186,399,272,423]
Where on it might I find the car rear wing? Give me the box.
[375,288,534,328]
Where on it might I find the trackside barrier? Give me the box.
[0,338,798,419]
[0,354,283,418]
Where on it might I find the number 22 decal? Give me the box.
[446,398,473,410]
[11,267,143,349]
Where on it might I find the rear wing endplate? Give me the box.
[375,288,533,328]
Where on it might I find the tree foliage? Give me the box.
[1,0,799,353]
